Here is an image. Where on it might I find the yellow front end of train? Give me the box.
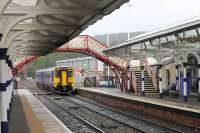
[53,67,75,94]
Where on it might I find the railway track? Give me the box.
[26,81,197,133]
[40,94,142,133]
[63,96,185,133]
[40,95,105,133]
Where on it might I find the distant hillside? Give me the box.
[93,32,145,46]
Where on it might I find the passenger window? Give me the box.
[67,71,73,77]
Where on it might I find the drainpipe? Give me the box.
[175,65,179,91]
[141,66,145,95]
[158,64,163,98]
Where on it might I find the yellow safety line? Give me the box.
[20,96,45,133]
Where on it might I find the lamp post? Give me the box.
[106,32,110,76]
[127,2,132,40]
[106,33,111,87]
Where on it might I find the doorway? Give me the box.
[187,53,198,93]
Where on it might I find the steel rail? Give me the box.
[66,96,184,133]
[42,95,105,133]
[63,96,150,133]
[27,82,182,133]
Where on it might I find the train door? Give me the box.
[187,67,198,93]
[186,69,191,96]
[187,53,198,93]
[61,70,67,87]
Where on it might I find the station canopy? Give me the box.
[104,16,200,59]
[0,0,128,66]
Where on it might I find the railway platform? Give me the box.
[77,87,200,128]
[10,89,72,133]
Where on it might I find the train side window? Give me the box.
[67,70,73,77]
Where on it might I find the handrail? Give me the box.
[59,35,126,70]
[132,75,137,93]
[144,59,158,91]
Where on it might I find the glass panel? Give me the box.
[55,70,60,78]
[67,70,73,77]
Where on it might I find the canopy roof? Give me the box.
[104,16,200,54]
[0,0,128,65]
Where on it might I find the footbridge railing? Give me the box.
[57,35,126,70]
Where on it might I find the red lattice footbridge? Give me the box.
[14,35,131,91]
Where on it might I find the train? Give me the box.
[35,66,77,95]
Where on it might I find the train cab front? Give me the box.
[54,67,76,95]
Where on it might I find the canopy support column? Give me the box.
[158,65,163,98]
[183,63,188,102]
[141,66,145,96]
[198,64,200,93]
[175,65,180,91]
[0,48,9,133]
[6,56,13,122]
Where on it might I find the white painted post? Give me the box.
[0,49,9,133]
[106,33,110,84]
[158,65,163,98]
[120,78,123,91]
[8,62,13,100]
[127,72,130,91]
[141,66,145,95]
[5,63,9,122]
[175,65,179,91]
[183,63,188,101]
[127,65,131,91]
[113,77,116,87]
[6,63,12,122]
[10,70,13,107]
[107,67,110,87]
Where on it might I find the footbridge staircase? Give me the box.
[133,69,157,93]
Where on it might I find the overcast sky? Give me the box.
[82,0,200,36]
